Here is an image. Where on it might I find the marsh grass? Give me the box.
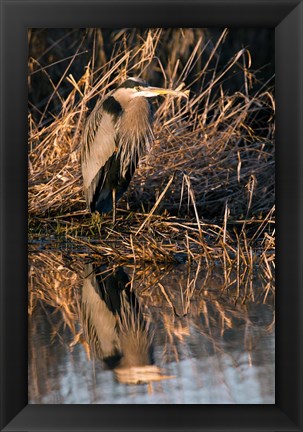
[28,28,275,270]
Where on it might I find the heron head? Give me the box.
[118,77,189,99]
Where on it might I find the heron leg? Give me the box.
[112,188,116,224]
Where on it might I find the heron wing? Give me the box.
[81,100,118,209]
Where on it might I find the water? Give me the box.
[28,252,275,404]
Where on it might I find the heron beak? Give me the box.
[136,86,189,99]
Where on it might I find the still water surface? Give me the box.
[28,252,274,404]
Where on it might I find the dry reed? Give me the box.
[28,28,275,271]
[28,28,274,221]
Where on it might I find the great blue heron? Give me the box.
[81,77,188,223]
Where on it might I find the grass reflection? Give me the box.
[28,251,274,402]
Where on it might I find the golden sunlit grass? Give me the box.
[28,29,274,216]
[28,28,275,273]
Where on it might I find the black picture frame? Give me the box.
[0,0,302,431]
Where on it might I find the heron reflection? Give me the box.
[81,263,172,384]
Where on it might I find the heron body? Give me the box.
[81,264,153,370]
[81,77,187,221]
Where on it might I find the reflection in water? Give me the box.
[81,264,170,384]
[28,252,275,404]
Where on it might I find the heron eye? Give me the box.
[135,86,141,91]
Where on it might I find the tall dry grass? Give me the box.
[28,28,275,272]
[28,28,274,220]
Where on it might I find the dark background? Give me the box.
[28,28,274,120]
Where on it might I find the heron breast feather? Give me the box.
[83,112,117,188]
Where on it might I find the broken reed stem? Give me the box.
[183,174,203,239]
[135,174,175,235]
